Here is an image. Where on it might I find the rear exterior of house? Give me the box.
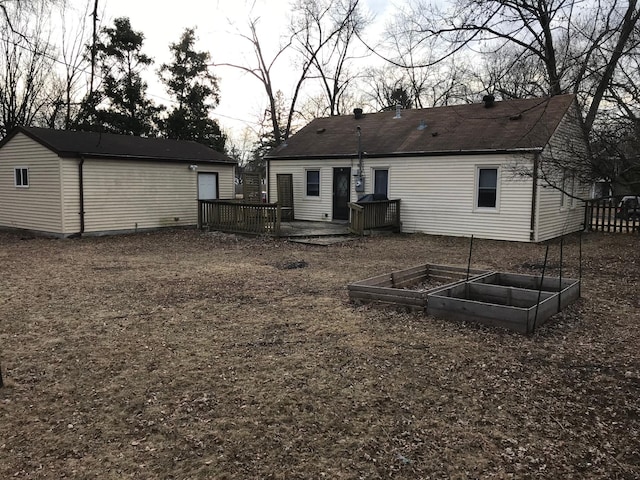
[266,95,589,242]
[0,127,236,237]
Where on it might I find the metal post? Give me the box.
[579,231,583,297]
[532,244,550,334]
[558,236,564,312]
[466,235,474,281]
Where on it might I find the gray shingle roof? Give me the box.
[267,94,577,160]
[3,126,236,164]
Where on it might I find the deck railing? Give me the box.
[348,199,401,235]
[584,197,639,233]
[199,200,281,236]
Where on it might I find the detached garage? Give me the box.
[0,126,236,237]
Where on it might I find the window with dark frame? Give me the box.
[14,167,29,187]
[374,169,388,196]
[477,168,497,208]
[306,170,320,196]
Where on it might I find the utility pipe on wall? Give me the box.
[78,157,85,235]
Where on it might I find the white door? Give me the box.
[198,173,218,200]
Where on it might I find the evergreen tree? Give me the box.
[78,17,160,135]
[159,28,226,152]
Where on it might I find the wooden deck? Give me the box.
[199,200,395,239]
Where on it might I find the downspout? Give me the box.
[79,157,85,235]
[530,153,539,242]
[265,159,270,203]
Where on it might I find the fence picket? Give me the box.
[584,197,639,234]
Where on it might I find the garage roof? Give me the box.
[2,126,236,164]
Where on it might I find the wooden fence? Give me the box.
[348,199,401,235]
[584,197,640,233]
[199,200,281,236]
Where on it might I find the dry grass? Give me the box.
[0,229,638,479]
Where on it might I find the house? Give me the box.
[0,126,236,237]
[265,94,590,242]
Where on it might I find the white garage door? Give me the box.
[198,173,218,200]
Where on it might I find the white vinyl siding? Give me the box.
[270,154,534,241]
[81,160,235,234]
[379,154,532,242]
[60,158,81,234]
[269,158,355,221]
[535,103,589,242]
[0,133,65,234]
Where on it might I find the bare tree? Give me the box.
[219,1,366,146]
[218,19,294,145]
[471,46,550,100]
[395,0,640,136]
[0,1,58,135]
[589,50,640,192]
[292,0,369,116]
[55,0,93,128]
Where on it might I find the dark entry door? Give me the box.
[276,174,294,221]
[332,167,351,220]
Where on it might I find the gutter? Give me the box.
[65,152,235,164]
[79,157,85,235]
[266,147,545,161]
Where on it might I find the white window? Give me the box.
[14,167,29,188]
[476,167,499,209]
[306,170,320,197]
[560,169,576,209]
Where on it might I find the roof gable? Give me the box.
[267,95,578,159]
[1,127,236,164]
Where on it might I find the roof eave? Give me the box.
[60,151,236,164]
[266,147,544,161]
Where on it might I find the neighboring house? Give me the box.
[266,94,590,242]
[0,126,236,237]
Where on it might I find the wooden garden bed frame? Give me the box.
[348,264,580,334]
[347,264,490,311]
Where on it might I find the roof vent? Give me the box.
[316,127,326,134]
[509,113,522,121]
[394,104,401,119]
[482,94,495,108]
[353,108,363,120]
[417,120,427,130]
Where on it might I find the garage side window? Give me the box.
[14,167,29,187]
[306,170,320,196]
[477,167,498,208]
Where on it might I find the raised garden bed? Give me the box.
[347,264,489,311]
[427,273,580,334]
[349,265,580,334]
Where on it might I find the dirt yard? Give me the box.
[1,229,638,479]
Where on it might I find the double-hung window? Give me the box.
[476,167,498,209]
[306,170,320,197]
[14,167,29,188]
[560,169,576,208]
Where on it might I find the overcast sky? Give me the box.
[73,0,395,145]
